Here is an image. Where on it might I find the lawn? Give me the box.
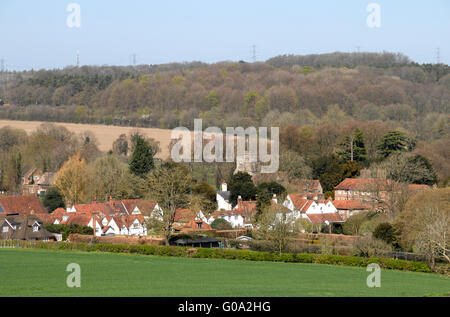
[0,248,448,297]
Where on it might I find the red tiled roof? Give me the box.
[0,195,47,215]
[334,178,388,191]
[36,213,53,223]
[184,219,212,230]
[234,200,257,216]
[332,200,371,210]
[65,214,93,226]
[408,184,430,191]
[288,194,313,213]
[174,209,196,223]
[306,213,343,224]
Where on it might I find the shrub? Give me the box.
[353,236,393,257]
[211,218,232,230]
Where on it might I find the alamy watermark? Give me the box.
[66,263,81,288]
[366,3,381,28]
[66,3,81,28]
[366,263,381,288]
[171,119,279,173]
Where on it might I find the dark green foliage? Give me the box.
[257,182,286,197]
[405,155,438,185]
[373,223,401,248]
[228,172,257,206]
[337,128,367,163]
[129,134,155,177]
[312,155,363,193]
[44,224,93,240]
[211,218,232,230]
[377,131,411,158]
[41,187,65,212]
[255,182,287,217]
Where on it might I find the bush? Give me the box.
[353,236,393,257]
[211,218,233,230]
[373,222,400,248]
[45,223,93,240]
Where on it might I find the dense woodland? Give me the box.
[0,52,449,187]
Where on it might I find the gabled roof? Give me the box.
[0,214,54,240]
[334,178,389,191]
[234,200,257,215]
[174,209,196,223]
[0,195,47,215]
[288,194,313,213]
[332,200,371,210]
[217,191,230,201]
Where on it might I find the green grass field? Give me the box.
[0,248,449,297]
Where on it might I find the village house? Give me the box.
[0,194,48,216]
[334,178,431,204]
[208,210,246,228]
[282,193,343,225]
[172,208,211,232]
[22,168,57,196]
[47,199,153,237]
[332,200,371,220]
[207,196,258,228]
[216,181,232,211]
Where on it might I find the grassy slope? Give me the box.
[1,249,449,297]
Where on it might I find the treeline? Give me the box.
[0,53,448,131]
[266,52,411,68]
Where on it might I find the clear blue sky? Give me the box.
[1,0,449,70]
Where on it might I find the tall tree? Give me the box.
[144,162,193,245]
[228,172,257,206]
[42,187,66,213]
[129,134,155,177]
[377,131,410,159]
[337,128,367,163]
[54,154,90,205]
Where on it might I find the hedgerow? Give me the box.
[0,240,431,273]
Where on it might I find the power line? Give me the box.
[132,53,137,66]
[436,47,441,64]
[252,45,256,63]
[76,50,80,67]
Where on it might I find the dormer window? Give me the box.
[33,225,39,232]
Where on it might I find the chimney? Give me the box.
[109,195,113,201]
[272,194,277,204]
[221,181,227,192]
[237,195,242,206]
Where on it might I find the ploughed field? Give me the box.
[0,249,449,297]
[0,119,175,159]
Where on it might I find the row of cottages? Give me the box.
[282,194,344,225]
[45,199,161,237]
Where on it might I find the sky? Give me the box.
[0,0,449,70]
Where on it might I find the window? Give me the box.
[2,226,8,233]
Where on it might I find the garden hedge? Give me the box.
[0,239,431,273]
